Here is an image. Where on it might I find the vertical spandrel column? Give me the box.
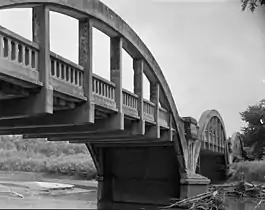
[79,18,94,123]
[132,59,145,134]
[110,37,124,129]
[149,82,160,138]
[32,5,53,114]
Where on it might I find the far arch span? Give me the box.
[194,109,228,169]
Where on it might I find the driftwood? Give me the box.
[161,180,265,210]
[161,190,224,210]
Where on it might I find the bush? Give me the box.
[0,135,97,179]
[230,160,265,182]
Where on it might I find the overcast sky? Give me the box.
[0,0,264,136]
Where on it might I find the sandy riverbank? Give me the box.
[0,171,97,209]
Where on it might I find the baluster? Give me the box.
[68,67,71,82]
[129,95,131,107]
[96,80,99,94]
[78,71,82,87]
[34,50,38,70]
[101,82,103,96]
[0,35,3,57]
[53,60,57,76]
[103,83,106,97]
[106,86,109,99]
[76,70,80,86]
[15,42,19,62]
[28,48,32,68]
[63,65,67,81]
[7,39,12,60]
[110,87,113,99]
[21,45,25,66]
[72,68,76,84]
[58,63,61,79]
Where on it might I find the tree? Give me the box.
[241,0,265,12]
[240,99,265,159]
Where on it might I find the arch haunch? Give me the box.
[0,0,188,169]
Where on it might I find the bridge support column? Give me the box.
[0,5,53,118]
[31,5,53,114]
[132,59,145,134]
[72,17,95,124]
[88,142,182,210]
[110,37,124,130]
[179,117,210,198]
[180,173,210,199]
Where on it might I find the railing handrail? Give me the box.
[0,25,39,50]
[159,106,168,112]
[92,73,115,88]
[122,89,138,99]
[143,98,155,107]
[50,51,84,72]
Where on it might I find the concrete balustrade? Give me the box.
[50,52,84,88]
[143,99,155,122]
[92,74,115,100]
[122,89,138,117]
[92,74,116,110]
[159,107,170,128]
[0,27,39,71]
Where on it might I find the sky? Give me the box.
[0,0,264,137]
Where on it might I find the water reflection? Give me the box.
[106,197,265,210]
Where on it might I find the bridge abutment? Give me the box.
[87,142,210,210]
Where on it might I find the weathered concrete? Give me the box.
[92,144,181,209]
[0,0,189,173]
[0,1,231,209]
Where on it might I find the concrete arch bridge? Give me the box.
[0,0,239,209]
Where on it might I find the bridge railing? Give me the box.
[122,89,138,117]
[159,107,170,128]
[92,74,116,109]
[0,25,171,128]
[0,26,40,85]
[50,52,85,99]
[143,99,155,122]
[0,26,39,71]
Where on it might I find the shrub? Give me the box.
[0,135,96,179]
[230,160,265,182]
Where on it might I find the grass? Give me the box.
[0,135,97,179]
[230,160,265,183]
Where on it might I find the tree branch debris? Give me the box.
[161,179,265,210]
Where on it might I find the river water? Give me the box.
[0,171,264,209]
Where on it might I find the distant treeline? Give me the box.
[0,135,96,179]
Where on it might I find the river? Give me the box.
[0,171,264,209]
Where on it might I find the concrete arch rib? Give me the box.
[229,132,244,164]
[194,110,227,168]
[0,0,188,168]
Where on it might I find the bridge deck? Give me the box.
[0,25,173,141]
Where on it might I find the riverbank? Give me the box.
[229,160,265,183]
[0,135,97,179]
[0,171,97,209]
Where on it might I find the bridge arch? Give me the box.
[0,0,188,169]
[194,110,229,182]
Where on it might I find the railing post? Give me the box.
[132,59,145,134]
[110,37,124,130]
[32,5,53,114]
[149,82,160,138]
